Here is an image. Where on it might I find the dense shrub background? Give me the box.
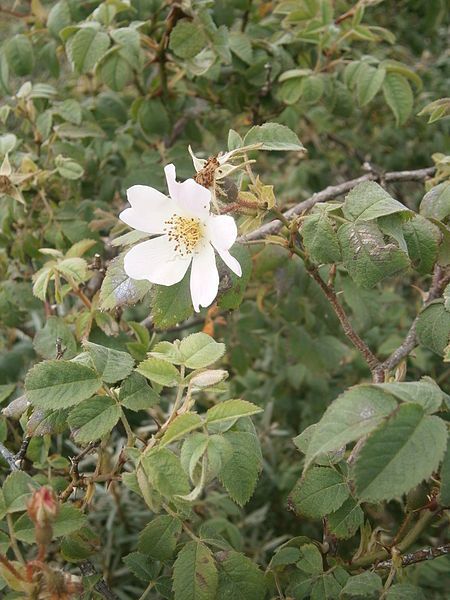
[0,1,449,598]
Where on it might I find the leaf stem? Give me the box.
[6,513,24,563]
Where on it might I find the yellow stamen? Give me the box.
[164,215,203,256]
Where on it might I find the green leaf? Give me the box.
[28,408,69,437]
[338,221,410,288]
[243,123,305,152]
[137,357,180,387]
[139,515,182,561]
[5,34,34,76]
[370,378,445,414]
[216,550,266,600]
[33,316,77,360]
[169,20,208,59]
[3,472,39,513]
[218,245,252,310]
[123,551,159,582]
[151,271,193,328]
[173,541,218,600]
[416,301,450,356]
[25,360,101,410]
[310,573,343,600]
[68,395,121,443]
[99,48,132,91]
[289,467,349,519]
[356,65,386,106]
[141,447,190,498]
[14,505,86,543]
[386,583,427,600]
[66,27,110,73]
[138,99,170,137]
[83,341,134,383]
[100,254,152,310]
[297,544,323,575]
[55,155,84,180]
[439,438,450,505]
[229,32,253,64]
[340,572,382,599]
[420,182,450,222]
[119,372,160,411]
[206,399,262,428]
[0,383,15,404]
[354,403,448,502]
[219,430,262,505]
[179,333,225,369]
[342,182,409,222]
[301,212,341,264]
[304,386,397,469]
[327,498,364,539]
[403,215,440,274]
[47,0,71,38]
[160,413,204,447]
[383,73,414,125]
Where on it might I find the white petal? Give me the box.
[120,185,177,234]
[190,244,219,312]
[164,163,211,218]
[123,235,191,285]
[207,214,238,250]
[216,247,242,277]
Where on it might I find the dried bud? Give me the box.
[27,486,59,527]
[190,369,228,389]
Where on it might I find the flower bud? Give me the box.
[27,486,59,527]
[190,369,228,389]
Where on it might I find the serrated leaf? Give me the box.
[219,430,262,505]
[243,123,305,151]
[141,447,190,498]
[416,301,450,356]
[386,583,426,600]
[100,254,152,310]
[179,333,225,369]
[343,182,409,222]
[301,212,341,264]
[99,48,132,91]
[403,215,440,274]
[25,360,101,410]
[297,544,323,575]
[356,64,386,106]
[354,403,447,502]
[327,498,363,539]
[33,316,77,360]
[369,378,445,414]
[289,467,349,519]
[27,408,69,437]
[340,572,382,599]
[3,472,39,513]
[83,341,134,383]
[66,27,110,73]
[139,515,182,561]
[383,73,414,125]
[304,386,397,469]
[137,357,180,387]
[160,413,203,447]
[216,550,266,600]
[206,399,262,427]
[169,20,207,59]
[420,182,450,222]
[173,541,218,600]
[151,270,193,328]
[14,505,86,543]
[123,552,160,582]
[68,395,121,443]
[119,372,160,411]
[338,221,409,288]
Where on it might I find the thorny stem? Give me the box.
[376,543,450,570]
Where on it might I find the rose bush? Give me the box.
[0,1,449,599]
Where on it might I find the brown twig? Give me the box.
[0,442,19,471]
[241,166,435,241]
[376,543,450,570]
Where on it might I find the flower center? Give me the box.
[165,215,203,255]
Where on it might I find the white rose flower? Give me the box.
[119,164,242,312]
